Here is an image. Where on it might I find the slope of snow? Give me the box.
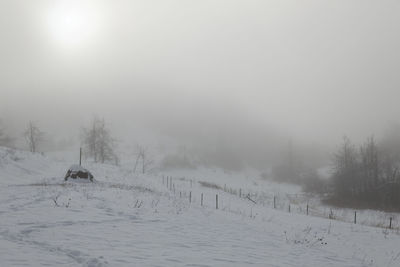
[1,147,400,266]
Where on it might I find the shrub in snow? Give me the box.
[64,164,94,182]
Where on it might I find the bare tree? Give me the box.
[380,124,400,182]
[83,117,99,162]
[332,136,359,197]
[96,119,115,164]
[133,145,154,174]
[82,117,116,163]
[330,133,400,209]
[24,121,43,153]
[272,140,302,184]
[360,136,379,192]
[0,120,14,147]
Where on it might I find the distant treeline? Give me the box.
[271,125,400,211]
[328,134,400,210]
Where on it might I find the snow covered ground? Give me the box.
[1,147,400,266]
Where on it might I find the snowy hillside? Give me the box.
[1,147,400,266]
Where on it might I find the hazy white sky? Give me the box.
[1,0,399,145]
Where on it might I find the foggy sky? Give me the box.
[1,0,400,147]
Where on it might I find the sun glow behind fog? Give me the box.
[45,1,102,49]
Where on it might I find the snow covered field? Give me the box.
[1,147,400,266]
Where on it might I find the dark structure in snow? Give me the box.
[64,164,94,182]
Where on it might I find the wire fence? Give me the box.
[161,175,399,230]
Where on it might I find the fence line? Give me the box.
[160,175,398,230]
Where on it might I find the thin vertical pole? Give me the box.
[273,196,276,209]
[354,211,357,224]
[189,191,192,203]
[306,204,309,215]
[79,147,82,166]
[216,194,218,209]
[390,217,392,229]
[201,193,203,206]
[288,204,291,213]
[239,188,242,198]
